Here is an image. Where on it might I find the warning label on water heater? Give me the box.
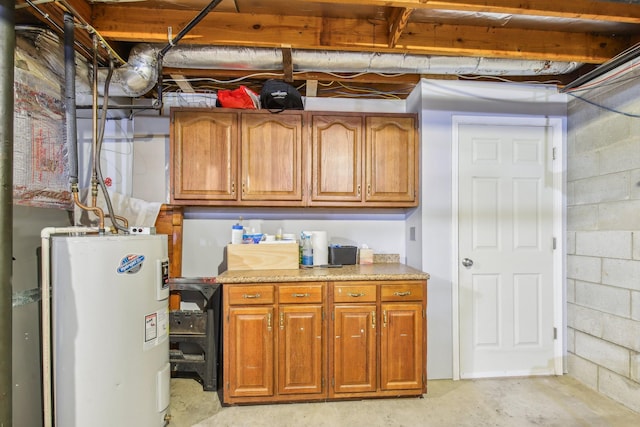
[143,308,168,351]
[145,313,157,341]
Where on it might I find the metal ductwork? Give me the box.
[102,43,582,98]
[16,30,582,99]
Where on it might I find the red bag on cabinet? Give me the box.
[216,86,260,109]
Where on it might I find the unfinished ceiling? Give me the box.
[14,0,640,99]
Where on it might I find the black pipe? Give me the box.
[156,0,223,110]
[0,0,15,424]
[64,13,79,184]
[158,0,224,58]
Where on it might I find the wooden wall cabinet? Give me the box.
[170,108,304,206]
[171,110,238,201]
[365,115,418,205]
[222,283,326,404]
[310,114,363,203]
[171,108,417,207]
[329,280,426,399]
[309,113,418,207]
[240,113,304,205]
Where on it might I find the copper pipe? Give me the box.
[72,184,105,232]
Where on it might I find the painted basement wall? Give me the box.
[85,83,569,382]
[120,96,415,277]
[566,60,640,412]
[414,78,567,380]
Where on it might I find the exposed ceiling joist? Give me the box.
[14,0,640,98]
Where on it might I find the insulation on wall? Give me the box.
[13,31,71,210]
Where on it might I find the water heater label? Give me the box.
[145,313,158,342]
[143,308,169,351]
[117,254,146,274]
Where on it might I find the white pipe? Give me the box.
[41,226,98,427]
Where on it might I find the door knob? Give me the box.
[462,258,474,267]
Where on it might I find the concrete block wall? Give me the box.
[567,71,640,413]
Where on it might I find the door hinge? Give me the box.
[553,327,558,340]
[331,378,335,387]
[552,147,557,160]
[552,237,557,250]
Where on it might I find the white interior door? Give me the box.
[457,120,558,378]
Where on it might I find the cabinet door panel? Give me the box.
[278,305,324,395]
[333,305,377,393]
[241,113,303,201]
[172,111,238,200]
[365,116,417,203]
[380,302,423,391]
[311,115,363,202]
[228,306,274,397]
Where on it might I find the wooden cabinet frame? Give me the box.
[170,108,418,208]
[221,279,427,405]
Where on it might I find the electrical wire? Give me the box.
[567,92,640,118]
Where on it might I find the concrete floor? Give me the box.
[169,376,640,427]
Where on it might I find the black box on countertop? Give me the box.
[328,245,358,265]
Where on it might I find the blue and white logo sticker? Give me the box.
[117,254,145,274]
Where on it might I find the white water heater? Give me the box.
[51,234,170,426]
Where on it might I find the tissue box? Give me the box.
[328,246,357,265]
[359,248,374,265]
[226,243,299,270]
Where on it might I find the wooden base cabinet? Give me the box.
[222,283,326,404]
[222,279,426,405]
[330,280,427,399]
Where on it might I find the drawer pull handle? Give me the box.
[347,292,365,297]
[292,293,310,298]
[393,291,411,297]
[242,293,261,299]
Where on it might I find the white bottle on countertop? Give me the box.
[302,234,313,266]
[231,219,244,244]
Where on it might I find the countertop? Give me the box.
[216,263,429,284]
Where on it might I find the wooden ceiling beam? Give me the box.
[295,0,640,23]
[388,7,415,48]
[92,7,628,64]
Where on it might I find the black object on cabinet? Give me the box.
[169,278,221,391]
